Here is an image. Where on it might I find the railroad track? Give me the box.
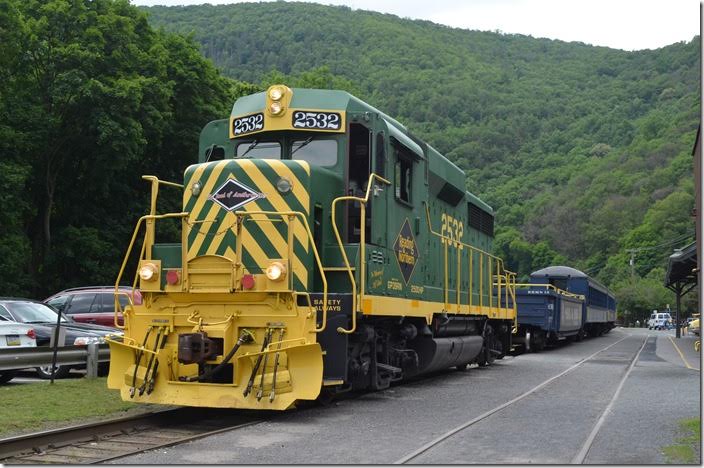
[395,333,649,464]
[0,407,266,464]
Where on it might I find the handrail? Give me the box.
[114,212,190,329]
[117,176,328,332]
[232,209,329,333]
[330,173,391,334]
[514,283,585,300]
[425,205,516,318]
[142,176,185,260]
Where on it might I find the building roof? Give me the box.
[665,241,698,287]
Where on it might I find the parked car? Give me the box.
[689,318,700,336]
[0,320,37,384]
[647,312,672,330]
[0,298,122,379]
[44,286,141,327]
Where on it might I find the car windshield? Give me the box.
[4,301,69,323]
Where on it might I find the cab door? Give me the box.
[365,130,390,296]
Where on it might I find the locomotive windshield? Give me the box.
[235,135,338,167]
[236,140,281,159]
[291,138,337,166]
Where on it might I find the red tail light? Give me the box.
[241,274,256,290]
[26,329,36,340]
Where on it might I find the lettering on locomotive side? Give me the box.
[387,279,403,291]
[440,213,464,249]
[312,298,343,312]
[370,269,384,289]
[307,294,352,319]
[393,219,419,285]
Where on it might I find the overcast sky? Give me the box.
[131,0,700,51]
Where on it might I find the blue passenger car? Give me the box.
[530,266,616,338]
[513,283,584,351]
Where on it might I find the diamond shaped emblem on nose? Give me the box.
[209,178,264,211]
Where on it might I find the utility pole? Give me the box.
[627,249,636,279]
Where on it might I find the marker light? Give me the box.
[276,177,292,194]
[242,274,256,290]
[269,87,283,101]
[26,329,36,340]
[139,263,159,282]
[270,101,282,115]
[266,261,287,282]
[166,269,181,285]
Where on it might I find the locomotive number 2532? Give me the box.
[233,113,264,136]
[292,111,341,130]
[440,213,464,248]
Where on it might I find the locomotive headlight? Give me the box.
[269,101,283,115]
[265,261,287,282]
[276,177,292,194]
[268,87,283,101]
[139,263,159,282]
[191,180,202,196]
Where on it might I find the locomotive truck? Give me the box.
[106,85,517,409]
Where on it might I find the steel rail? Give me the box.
[571,335,649,463]
[0,408,178,460]
[394,332,643,464]
[0,407,264,464]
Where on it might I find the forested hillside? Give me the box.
[143,2,700,316]
[0,0,254,297]
[0,0,698,321]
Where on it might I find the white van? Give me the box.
[647,312,672,330]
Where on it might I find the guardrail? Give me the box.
[0,344,110,378]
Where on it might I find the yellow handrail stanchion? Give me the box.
[469,249,473,313]
[456,248,461,313]
[330,174,391,335]
[234,210,329,333]
[424,205,516,320]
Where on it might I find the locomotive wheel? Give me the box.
[478,325,498,367]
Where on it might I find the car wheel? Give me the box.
[36,365,71,379]
[0,371,17,384]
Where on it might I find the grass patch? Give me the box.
[663,418,701,464]
[0,377,145,437]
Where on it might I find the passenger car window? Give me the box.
[291,139,337,166]
[65,294,96,314]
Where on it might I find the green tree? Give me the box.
[0,0,239,296]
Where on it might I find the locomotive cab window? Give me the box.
[347,123,372,243]
[291,138,337,167]
[236,140,281,159]
[395,155,413,204]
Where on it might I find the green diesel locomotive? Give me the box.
[106,85,517,409]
